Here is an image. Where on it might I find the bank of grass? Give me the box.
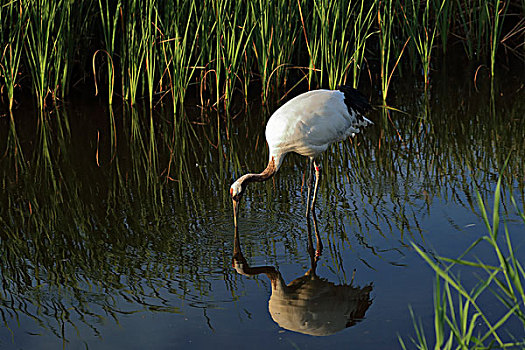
[400,172,525,349]
[0,0,524,112]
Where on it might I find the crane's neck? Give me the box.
[235,154,283,187]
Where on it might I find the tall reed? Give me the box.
[400,0,446,90]
[319,0,356,89]
[53,0,92,100]
[350,0,376,88]
[23,0,90,108]
[297,0,318,88]
[143,0,158,110]
[378,0,395,102]
[436,0,453,53]
[250,0,301,103]
[218,0,254,112]
[0,0,523,116]
[25,0,64,109]
[302,0,345,88]
[212,0,226,109]
[119,0,146,106]
[0,1,27,111]
[301,0,378,89]
[159,0,200,117]
[378,0,411,103]
[95,0,121,105]
[487,0,508,79]
[453,0,511,63]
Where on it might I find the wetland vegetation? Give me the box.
[0,0,523,111]
[1,0,525,348]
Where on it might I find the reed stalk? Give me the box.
[378,0,409,103]
[217,1,254,112]
[319,0,355,89]
[120,0,145,106]
[95,0,121,105]
[303,0,378,89]
[159,0,200,117]
[0,0,27,111]
[378,0,394,102]
[213,0,226,109]
[52,0,90,100]
[194,0,217,106]
[436,0,453,53]
[487,0,508,79]
[25,0,64,109]
[298,0,318,88]
[250,0,301,103]
[143,0,158,110]
[454,0,514,69]
[350,0,377,88]
[400,0,446,90]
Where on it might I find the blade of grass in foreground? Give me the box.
[402,168,525,348]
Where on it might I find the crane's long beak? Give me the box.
[232,198,239,228]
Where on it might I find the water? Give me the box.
[1,68,524,349]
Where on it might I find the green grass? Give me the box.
[93,0,121,105]
[378,0,407,102]
[400,169,525,349]
[399,0,446,90]
[24,0,63,109]
[1,0,523,113]
[249,0,302,103]
[0,1,27,111]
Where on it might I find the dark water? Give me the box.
[1,67,525,349]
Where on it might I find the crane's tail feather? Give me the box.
[337,85,373,125]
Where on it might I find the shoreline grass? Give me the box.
[0,0,523,113]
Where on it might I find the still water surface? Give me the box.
[1,70,524,348]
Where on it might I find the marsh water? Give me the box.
[1,65,525,349]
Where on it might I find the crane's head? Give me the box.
[230,181,245,201]
[230,180,245,227]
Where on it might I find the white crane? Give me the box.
[230,85,372,227]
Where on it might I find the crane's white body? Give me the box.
[265,89,372,170]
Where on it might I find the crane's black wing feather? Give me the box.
[337,85,372,123]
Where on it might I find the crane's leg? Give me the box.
[311,210,323,259]
[306,206,323,275]
[305,157,314,217]
[310,160,321,213]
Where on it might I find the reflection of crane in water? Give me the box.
[232,214,373,336]
[230,86,372,227]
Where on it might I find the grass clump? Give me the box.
[400,172,525,349]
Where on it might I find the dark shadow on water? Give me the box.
[232,213,373,336]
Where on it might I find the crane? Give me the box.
[230,85,372,227]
